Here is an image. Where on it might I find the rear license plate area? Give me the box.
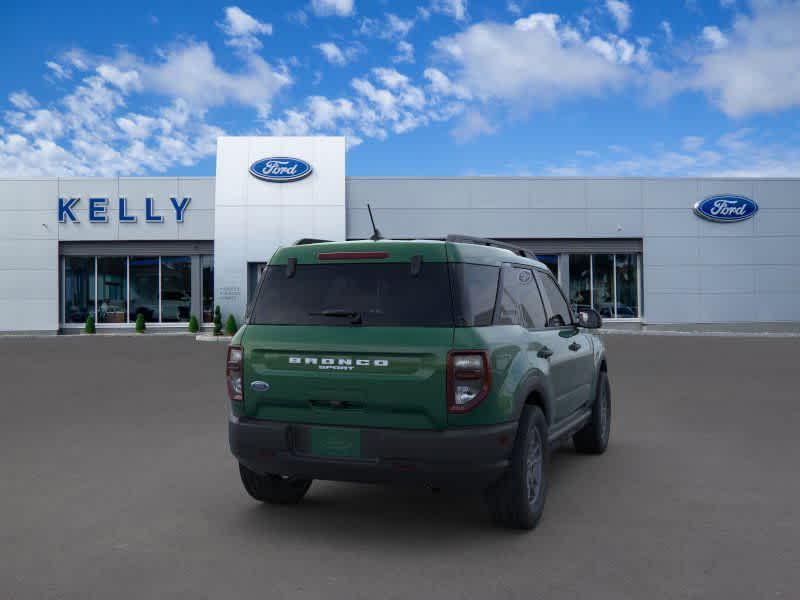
[309,427,361,459]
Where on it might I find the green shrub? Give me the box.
[135,313,146,333]
[188,315,199,333]
[225,314,238,336]
[84,315,95,334]
[213,306,223,336]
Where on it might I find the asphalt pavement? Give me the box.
[1,333,798,599]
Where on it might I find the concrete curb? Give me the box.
[195,335,233,343]
[1,331,198,339]
[599,328,800,338]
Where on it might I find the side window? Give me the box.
[495,266,547,328]
[538,272,573,327]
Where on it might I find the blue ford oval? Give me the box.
[249,157,313,182]
[693,195,758,223]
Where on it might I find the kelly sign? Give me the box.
[58,197,191,223]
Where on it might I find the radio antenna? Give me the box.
[367,203,383,241]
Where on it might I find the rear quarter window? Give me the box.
[449,263,500,327]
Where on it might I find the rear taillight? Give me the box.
[447,351,491,413]
[226,345,243,402]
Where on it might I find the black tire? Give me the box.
[485,405,548,530]
[238,464,312,504]
[573,371,611,454]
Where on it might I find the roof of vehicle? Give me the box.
[269,238,547,269]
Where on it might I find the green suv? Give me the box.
[228,236,610,529]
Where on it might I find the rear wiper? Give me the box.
[308,309,362,324]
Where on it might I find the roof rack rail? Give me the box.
[294,238,332,245]
[445,234,538,260]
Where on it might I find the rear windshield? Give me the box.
[250,263,454,327]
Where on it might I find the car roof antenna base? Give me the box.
[367,203,383,241]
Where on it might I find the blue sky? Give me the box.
[1,0,798,177]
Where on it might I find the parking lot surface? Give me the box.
[1,334,798,599]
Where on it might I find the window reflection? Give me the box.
[202,255,214,323]
[97,257,127,323]
[161,256,191,322]
[615,254,639,318]
[568,254,591,310]
[568,252,640,319]
[592,254,615,318]
[130,256,159,322]
[64,256,95,323]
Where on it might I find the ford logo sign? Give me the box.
[249,157,312,183]
[693,195,758,223]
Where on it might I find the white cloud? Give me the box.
[359,13,415,41]
[451,110,496,142]
[96,64,142,93]
[45,61,71,80]
[701,25,728,49]
[9,91,38,111]
[507,1,522,16]
[720,0,736,7]
[386,14,414,38]
[423,67,472,100]
[546,128,800,177]
[0,35,289,175]
[139,42,290,116]
[432,13,638,107]
[606,0,632,33]
[660,20,673,42]
[430,0,468,21]
[266,66,463,145]
[393,41,415,63]
[690,1,800,116]
[218,6,272,51]
[314,42,362,66]
[310,0,354,17]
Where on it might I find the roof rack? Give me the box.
[445,234,538,260]
[294,238,332,245]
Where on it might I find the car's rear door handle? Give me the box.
[568,342,581,352]
[537,347,554,359]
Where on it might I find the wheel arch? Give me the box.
[512,372,554,425]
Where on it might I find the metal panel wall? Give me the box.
[0,178,59,332]
[346,177,800,324]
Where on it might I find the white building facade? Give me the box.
[0,136,798,333]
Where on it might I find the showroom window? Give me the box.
[64,256,95,324]
[61,255,214,326]
[97,257,127,323]
[568,253,640,319]
[129,256,159,322]
[201,255,214,323]
[161,256,191,323]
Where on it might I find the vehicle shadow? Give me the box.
[227,446,594,547]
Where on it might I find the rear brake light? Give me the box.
[447,351,491,413]
[227,345,243,402]
[318,251,390,260]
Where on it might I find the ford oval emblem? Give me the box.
[249,157,313,183]
[693,195,758,223]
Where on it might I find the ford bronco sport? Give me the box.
[228,236,609,529]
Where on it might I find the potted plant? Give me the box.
[188,315,199,333]
[225,314,238,336]
[84,315,95,334]
[135,313,146,333]
[213,306,222,336]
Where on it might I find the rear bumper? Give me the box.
[229,416,517,487]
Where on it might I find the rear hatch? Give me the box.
[241,242,454,430]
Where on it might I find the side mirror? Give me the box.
[576,307,602,329]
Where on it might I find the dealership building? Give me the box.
[0,135,798,334]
